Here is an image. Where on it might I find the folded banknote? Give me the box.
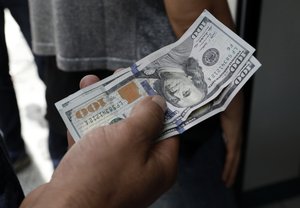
[55,10,261,141]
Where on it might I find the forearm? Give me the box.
[163,0,235,38]
[20,182,89,208]
[163,0,211,38]
[220,91,244,141]
[20,163,107,208]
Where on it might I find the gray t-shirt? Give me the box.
[29,0,176,71]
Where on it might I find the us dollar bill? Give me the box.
[56,71,158,141]
[55,68,134,140]
[55,67,130,110]
[106,9,255,124]
[55,10,259,141]
[160,56,261,140]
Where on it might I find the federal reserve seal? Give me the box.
[202,48,220,66]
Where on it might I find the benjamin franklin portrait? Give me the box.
[138,37,208,108]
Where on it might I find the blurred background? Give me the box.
[4,6,52,193]
[3,0,300,207]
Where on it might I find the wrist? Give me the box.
[21,179,100,208]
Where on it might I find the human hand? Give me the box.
[221,133,242,187]
[21,75,179,208]
[220,92,243,187]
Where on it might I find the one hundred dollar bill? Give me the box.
[57,77,152,141]
[55,10,260,141]
[105,9,255,124]
[160,56,261,140]
[55,67,130,111]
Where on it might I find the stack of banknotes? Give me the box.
[55,10,261,141]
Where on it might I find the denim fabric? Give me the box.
[150,124,236,208]
[0,136,24,208]
[48,125,68,169]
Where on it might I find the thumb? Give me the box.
[129,96,179,192]
[79,75,100,89]
[126,96,167,144]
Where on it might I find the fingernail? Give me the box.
[152,96,167,112]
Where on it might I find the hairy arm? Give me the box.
[21,76,179,208]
